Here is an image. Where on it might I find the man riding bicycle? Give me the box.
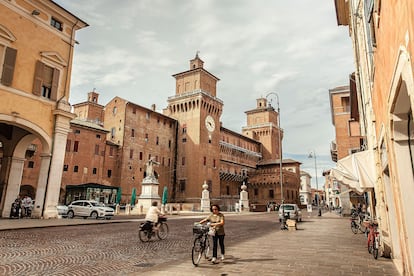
[144,201,164,231]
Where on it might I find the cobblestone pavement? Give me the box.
[0,211,400,276]
[0,213,276,275]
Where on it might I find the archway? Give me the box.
[0,116,51,218]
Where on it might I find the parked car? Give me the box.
[278,204,302,222]
[56,204,68,217]
[67,200,114,220]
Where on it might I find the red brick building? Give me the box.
[20,55,301,210]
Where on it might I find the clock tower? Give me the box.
[164,53,223,203]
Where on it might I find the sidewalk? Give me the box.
[144,211,400,276]
[0,211,400,275]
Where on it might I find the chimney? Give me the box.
[151,104,156,111]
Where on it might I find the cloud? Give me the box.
[56,0,353,174]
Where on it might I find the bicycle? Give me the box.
[191,223,211,266]
[367,219,380,259]
[350,212,368,234]
[138,216,169,242]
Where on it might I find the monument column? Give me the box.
[200,181,210,212]
[239,182,250,212]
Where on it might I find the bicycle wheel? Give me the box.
[157,223,169,240]
[139,229,151,242]
[368,235,373,254]
[373,236,379,259]
[351,221,358,234]
[203,236,210,259]
[192,237,203,266]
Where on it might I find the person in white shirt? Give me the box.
[21,195,32,218]
[145,201,163,230]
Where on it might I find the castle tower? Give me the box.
[242,97,283,160]
[164,54,223,202]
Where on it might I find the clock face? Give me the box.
[205,115,216,132]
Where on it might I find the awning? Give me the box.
[330,150,376,194]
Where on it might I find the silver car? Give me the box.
[278,204,302,222]
[67,200,114,220]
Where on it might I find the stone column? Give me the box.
[1,157,25,218]
[0,156,12,216]
[200,181,210,212]
[239,182,250,212]
[32,154,52,218]
[43,103,75,219]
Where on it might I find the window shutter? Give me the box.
[1,47,17,86]
[50,67,59,101]
[33,61,44,96]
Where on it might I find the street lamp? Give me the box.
[266,92,283,207]
[308,150,321,216]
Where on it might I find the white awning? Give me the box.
[330,150,376,194]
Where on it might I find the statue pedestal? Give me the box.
[200,181,210,212]
[137,176,160,213]
[239,183,249,212]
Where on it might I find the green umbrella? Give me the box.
[162,186,168,205]
[130,188,136,206]
[116,188,122,204]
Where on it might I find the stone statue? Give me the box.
[145,157,160,179]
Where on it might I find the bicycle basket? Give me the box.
[193,224,208,234]
[159,216,167,222]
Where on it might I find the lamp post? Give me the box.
[266,92,283,208]
[308,150,321,216]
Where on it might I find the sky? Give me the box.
[55,0,354,188]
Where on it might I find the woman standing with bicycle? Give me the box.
[199,204,225,264]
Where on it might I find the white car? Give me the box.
[67,200,114,220]
[56,204,68,217]
[278,204,302,222]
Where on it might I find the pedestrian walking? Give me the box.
[199,204,225,264]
